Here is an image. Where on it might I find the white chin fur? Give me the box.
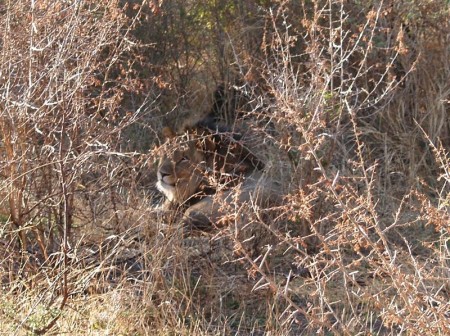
[156,181,175,202]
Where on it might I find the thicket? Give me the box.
[0,0,449,334]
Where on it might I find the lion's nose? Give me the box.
[160,172,171,180]
[157,171,165,180]
[159,171,175,185]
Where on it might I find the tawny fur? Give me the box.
[156,125,280,230]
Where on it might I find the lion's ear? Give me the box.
[202,137,216,152]
[162,127,176,139]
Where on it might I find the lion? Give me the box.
[156,121,281,231]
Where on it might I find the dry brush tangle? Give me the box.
[0,0,449,335]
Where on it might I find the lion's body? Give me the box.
[156,124,280,230]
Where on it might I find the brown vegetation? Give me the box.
[0,0,449,335]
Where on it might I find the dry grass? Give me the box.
[0,0,449,335]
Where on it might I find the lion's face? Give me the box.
[156,133,208,204]
[156,125,264,205]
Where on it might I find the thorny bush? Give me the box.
[0,0,449,335]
